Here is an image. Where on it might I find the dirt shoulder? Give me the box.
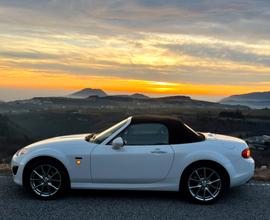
[253,167,270,181]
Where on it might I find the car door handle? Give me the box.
[151,150,167,154]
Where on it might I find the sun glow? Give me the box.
[0,69,269,97]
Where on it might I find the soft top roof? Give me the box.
[130,115,204,144]
[131,115,184,127]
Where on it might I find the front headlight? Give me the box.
[16,148,29,156]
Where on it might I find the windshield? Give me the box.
[90,118,129,144]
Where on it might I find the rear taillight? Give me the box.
[242,148,251,159]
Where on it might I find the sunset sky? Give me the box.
[0,0,270,101]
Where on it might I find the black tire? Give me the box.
[24,158,69,199]
[181,162,227,204]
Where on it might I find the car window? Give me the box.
[116,123,169,145]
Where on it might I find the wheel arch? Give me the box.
[179,160,230,191]
[22,156,71,188]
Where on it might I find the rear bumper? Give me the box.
[230,157,255,187]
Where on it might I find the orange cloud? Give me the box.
[0,70,269,96]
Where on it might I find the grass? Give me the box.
[0,163,11,175]
[0,163,269,181]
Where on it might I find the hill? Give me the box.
[129,93,149,99]
[0,94,270,165]
[69,88,107,98]
[220,91,270,109]
[0,114,30,161]
[0,94,249,114]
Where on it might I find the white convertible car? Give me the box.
[11,116,254,203]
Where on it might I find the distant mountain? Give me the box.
[130,93,149,99]
[154,95,191,102]
[69,88,107,98]
[112,93,150,99]
[220,91,270,109]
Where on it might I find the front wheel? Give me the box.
[182,164,227,204]
[24,159,69,199]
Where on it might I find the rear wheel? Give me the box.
[182,163,227,204]
[24,159,69,199]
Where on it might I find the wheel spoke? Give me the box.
[50,178,61,182]
[203,168,206,179]
[41,165,46,176]
[34,182,44,189]
[33,170,44,180]
[47,166,52,176]
[206,171,215,180]
[195,187,201,197]
[195,170,201,179]
[189,185,202,189]
[189,178,201,182]
[40,184,45,196]
[48,182,59,191]
[208,184,220,190]
[208,179,221,185]
[30,178,42,181]
[205,187,215,198]
[50,171,58,179]
[47,184,51,195]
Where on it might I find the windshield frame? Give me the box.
[183,123,205,142]
[89,117,131,144]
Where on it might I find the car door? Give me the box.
[91,123,174,183]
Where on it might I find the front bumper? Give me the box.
[11,154,25,186]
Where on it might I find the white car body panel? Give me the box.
[11,118,255,192]
[91,144,174,183]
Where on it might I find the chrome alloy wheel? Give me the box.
[30,164,62,197]
[188,167,221,202]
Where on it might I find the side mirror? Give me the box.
[112,137,124,149]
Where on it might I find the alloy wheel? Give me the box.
[188,167,221,202]
[29,164,62,197]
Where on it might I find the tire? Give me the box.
[24,158,69,199]
[181,163,227,204]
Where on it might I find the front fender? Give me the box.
[21,147,71,175]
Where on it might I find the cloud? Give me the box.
[1,0,270,40]
[162,43,270,66]
[0,0,270,97]
[0,50,59,59]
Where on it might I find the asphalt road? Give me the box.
[0,176,270,220]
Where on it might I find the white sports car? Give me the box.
[11,116,254,204]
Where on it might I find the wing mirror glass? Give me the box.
[112,137,124,149]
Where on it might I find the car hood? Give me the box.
[24,133,92,150]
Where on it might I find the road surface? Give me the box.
[0,176,269,220]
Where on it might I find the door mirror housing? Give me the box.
[112,137,124,149]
